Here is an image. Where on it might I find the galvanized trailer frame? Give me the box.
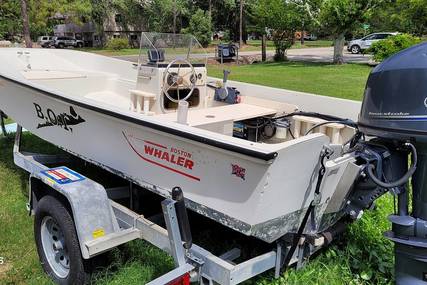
[11,125,315,284]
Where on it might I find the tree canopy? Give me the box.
[318,0,387,63]
[182,9,212,47]
[1,0,426,64]
[0,0,21,39]
[252,0,300,61]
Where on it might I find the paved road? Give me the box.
[113,46,372,64]
[287,47,372,63]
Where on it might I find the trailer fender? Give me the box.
[29,170,120,259]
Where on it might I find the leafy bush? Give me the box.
[272,31,294,61]
[182,9,212,47]
[106,37,130,50]
[370,34,422,62]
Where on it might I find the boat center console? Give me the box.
[131,33,354,145]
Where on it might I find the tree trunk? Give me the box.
[208,0,212,19]
[239,0,244,47]
[333,33,345,64]
[262,34,266,62]
[21,0,32,48]
[300,21,305,45]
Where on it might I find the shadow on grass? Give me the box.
[1,132,70,196]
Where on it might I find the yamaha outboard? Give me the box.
[359,43,427,284]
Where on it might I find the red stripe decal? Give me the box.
[143,140,167,149]
[123,132,200,181]
[51,170,67,180]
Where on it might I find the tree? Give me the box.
[28,0,92,41]
[404,0,427,36]
[182,9,212,47]
[252,0,300,61]
[239,0,244,46]
[90,0,112,46]
[319,0,386,64]
[141,0,189,33]
[366,1,424,37]
[290,0,322,45]
[0,0,21,40]
[193,0,239,42]
[21,0,32,47]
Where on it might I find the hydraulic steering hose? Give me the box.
[367,142,417,188]
[277,111,358,128]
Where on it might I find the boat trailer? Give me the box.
[12,125,327,284]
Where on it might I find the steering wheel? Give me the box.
[162,58,197,103]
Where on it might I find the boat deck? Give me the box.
[155,103,276,125]
[154,103,277,135]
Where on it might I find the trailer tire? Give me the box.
[34,195,90,285]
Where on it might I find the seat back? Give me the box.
[147,49,165,63]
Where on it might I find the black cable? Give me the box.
[281,148,332,272]
[367,142,417,188]
[276,111,357,127]
[304,120,357,136]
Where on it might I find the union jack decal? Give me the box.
[231,164,246,180]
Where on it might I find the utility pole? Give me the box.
[173,0,177,35]
[21,0,32,48]
[300,0,306,46]
[239,0,244,47]
[301,20,305,45]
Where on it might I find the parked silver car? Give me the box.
[347,32,398,54]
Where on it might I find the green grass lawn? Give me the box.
[0,62,395,285]
[209,62,371,101]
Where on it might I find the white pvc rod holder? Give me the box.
[177,101,189,125]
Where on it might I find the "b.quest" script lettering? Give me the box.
[34,103,85,132]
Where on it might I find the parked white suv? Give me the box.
[37,36,54,48]
[347,32,398,54]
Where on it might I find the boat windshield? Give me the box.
[138,32,207,67]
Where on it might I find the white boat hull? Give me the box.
[0,48,362,242]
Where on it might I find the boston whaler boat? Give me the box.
[2,33,423,284]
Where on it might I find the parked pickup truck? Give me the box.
[52,36,84,48]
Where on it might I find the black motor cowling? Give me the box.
[359,42,427,143]
[358,42,427,285]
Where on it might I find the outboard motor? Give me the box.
[359,43,427,285]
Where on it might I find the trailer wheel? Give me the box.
[34,195,90,285]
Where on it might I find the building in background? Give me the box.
[53,22,100,47]
[53,12,143,47]
[103,13,142,48]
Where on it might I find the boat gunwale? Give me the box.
[0,73,278,161]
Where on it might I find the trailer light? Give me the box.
[167,272,190,285]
